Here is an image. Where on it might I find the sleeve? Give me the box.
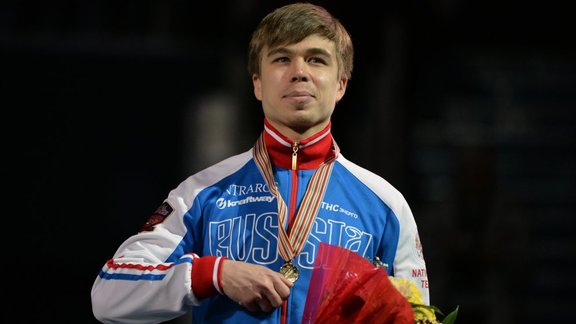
[90,181,225,324]
[390,199,430,305]
[336,155,431,305]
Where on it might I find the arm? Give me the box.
[90,222,212,323]
[391,200,430,305]
[91,170,293,322]
[90,175,224,323]
[337,155,430,304]
[91,231,293,323]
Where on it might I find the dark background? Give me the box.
[2,1,575,323]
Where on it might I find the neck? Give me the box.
[262,119,336,170]
[264,119,330,142]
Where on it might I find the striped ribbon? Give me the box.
[253,133,336,262]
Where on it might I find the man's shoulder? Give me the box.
[336,154,406,205]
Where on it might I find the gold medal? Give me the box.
[279,261,299,283]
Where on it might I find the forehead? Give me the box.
[263,34,336,57]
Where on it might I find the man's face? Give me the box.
[252,34,348,140]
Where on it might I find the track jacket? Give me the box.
[91,120,429,323]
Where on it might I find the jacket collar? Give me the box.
[263,119,336,170]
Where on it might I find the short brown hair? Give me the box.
[247,3,354,80]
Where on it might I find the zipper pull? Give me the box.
[291,142,299,170]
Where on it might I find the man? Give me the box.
[91,3,429,323]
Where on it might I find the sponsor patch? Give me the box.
[140,201,174,232]
[415,233,424,260]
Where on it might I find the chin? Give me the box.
[287,114,314,125]
[289,116,323,131]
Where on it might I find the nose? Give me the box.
[290,59,308,82]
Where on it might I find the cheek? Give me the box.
[261,74,283,96]
[317,72,339,89]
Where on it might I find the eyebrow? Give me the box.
[267,47,332,58]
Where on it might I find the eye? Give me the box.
[308,57,327,64]
[272,56,290,63]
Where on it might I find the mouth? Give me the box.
[283,90,315,102]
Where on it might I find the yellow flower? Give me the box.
[388,276,438,323]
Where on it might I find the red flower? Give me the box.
[303,243,414,323]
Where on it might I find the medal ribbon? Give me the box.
[253,133,337,262]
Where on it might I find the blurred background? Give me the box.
[2,0,574,323]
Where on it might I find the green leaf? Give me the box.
[441,305,459,324]
[410,303,444,316]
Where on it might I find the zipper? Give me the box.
[291,142,299,170]
[284,141,299,324]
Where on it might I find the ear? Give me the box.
[335,77,348,102]
[252,74,262,101]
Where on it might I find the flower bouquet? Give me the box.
[302,243,459,324]
[388,277,459,324]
